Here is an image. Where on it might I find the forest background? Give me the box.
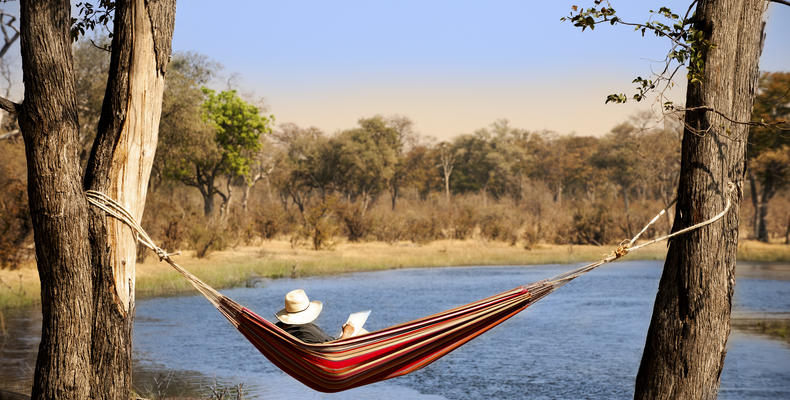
[1,39,788,269]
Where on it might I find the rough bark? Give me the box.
[83,1,175,399]
[634,1,766,399]
[748,169,773,241]
[18,1,93,399]
[17,0,174,399]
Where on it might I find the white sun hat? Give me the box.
[275,289,323,325]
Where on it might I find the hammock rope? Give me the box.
[84,184,733,392]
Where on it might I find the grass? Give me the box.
[732,318,790,344]
[737,240,790,262]
[1,239,788,310]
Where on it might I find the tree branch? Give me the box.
[0,96,19,114]
[769,0,790,7]
[0,129,19,140]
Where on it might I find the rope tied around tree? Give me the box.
[85,190,238,325]
[85,182,734,305]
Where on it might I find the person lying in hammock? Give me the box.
[275,289,356,343]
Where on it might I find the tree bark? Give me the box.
[748,170,762,238]
[18,0,175,399]
[83,1,175,399]
[19,2,94,399]
[634,1,766,399]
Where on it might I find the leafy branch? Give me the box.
[562,0,710,105]
[71,1,116,42]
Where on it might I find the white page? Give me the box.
[345,310,371,336]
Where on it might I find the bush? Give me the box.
[565,202,617,245]
[0,139,32,269]
[451,204,478,240]
[187,217,232,258]
[479,209,522,245]
[0,178,32,268]
[294,197,338,250]
[336,201,372,242]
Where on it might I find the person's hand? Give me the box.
[340,323,355,339]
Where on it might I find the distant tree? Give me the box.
[154,52,219,192]
[437,142,455,203]
[333,116,399,239]
[159,81,272,216]
[592,123,648,237]
[747,71,790,242]
[531,133,600,204]
[72,39,111,160]
[450,122,519,201]
[385,115,417,210]
[269,123,333,213]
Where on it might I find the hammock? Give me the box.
[85,189,731,393]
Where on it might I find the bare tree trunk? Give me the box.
[748,170,762,238]
[82,1,175,399]
[785,213,790,245]
[18,2,93,399]
[634,1,766,399]
[622,187,634,238]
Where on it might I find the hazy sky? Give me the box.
[168,1,789,140]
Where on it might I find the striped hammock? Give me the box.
[215,281,551,392]
[84,190,731,393]
[157,254,599,392]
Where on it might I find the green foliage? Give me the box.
[201,88,273,180]
[562,1,712,104]
[749,72,790,158]
[71,1,115,41]
[333,116,400,202]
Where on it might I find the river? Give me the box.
[2,261,790,399]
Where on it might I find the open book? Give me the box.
[344,310,371,336]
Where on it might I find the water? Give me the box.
[2,261,790,399]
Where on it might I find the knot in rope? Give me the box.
[613,240,631,258]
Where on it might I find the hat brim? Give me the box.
[275,300,323,325]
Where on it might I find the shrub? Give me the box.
[451,204,478,240]
[565,202,617,245]
[0,178,32,269]
[479,209,522,245]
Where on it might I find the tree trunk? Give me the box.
[634,1,766,399]
[756,192,769,242]
[622,186,634,238]
[82,1,175,399]
[19,2,94,399]
[748,170,761,238]
[203,185,215,216]
[784,213,790,245]
[19,0,175,399]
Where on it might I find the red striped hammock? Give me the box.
[84,190,731,393]
[214,281,554,392]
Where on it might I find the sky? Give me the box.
[1,1,788,140]
[168,1,789,140]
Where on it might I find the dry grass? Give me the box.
[737,240,790,262]
[2,239,788,310]
[732,317,790,344]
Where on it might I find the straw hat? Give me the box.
[275,289,323,325]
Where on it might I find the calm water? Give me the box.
[2,261,790,399]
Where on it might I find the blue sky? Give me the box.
[1,2,785,139]
[169,1,789,139]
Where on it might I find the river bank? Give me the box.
[1,239,789,310]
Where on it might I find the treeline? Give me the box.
[0,44,788,266]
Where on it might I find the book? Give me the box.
[344,310,371,336]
